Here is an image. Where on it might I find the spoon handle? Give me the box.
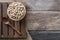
[8,23,22,36]
[14,21,21,37]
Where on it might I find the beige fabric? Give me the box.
[26,31,32,40]
[17,31,32,40]
[23,31,32,40]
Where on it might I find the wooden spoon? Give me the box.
[2,17,22,36]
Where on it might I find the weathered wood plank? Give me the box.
[7,3,14,37]
[26,11,60,30]
[16,0,60,11]
[0,3,1,37]
[29,30,60,40]
[8,19,14,37]
[1,3,3,37]
[20,18,27,38]
[0,2,27,38]
[14,21,20,37]
[2,3,8,37]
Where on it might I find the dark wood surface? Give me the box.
[0,3,27,38]
[2,3,8,37]
[0,3,1,36]
[29,30,60,40]
[20,18,27,38]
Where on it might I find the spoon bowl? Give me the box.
[2,17,22,36]
[2,17,9,24]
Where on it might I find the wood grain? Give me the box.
[7,4,14,37]
[0,3,1,37]
[14,21,20,37]
[16,0,60,11]
[26,11,60,30]
[8,19,14,37]
[0,2,27,38]
[2,3,8,37]
[20,18,27,38]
